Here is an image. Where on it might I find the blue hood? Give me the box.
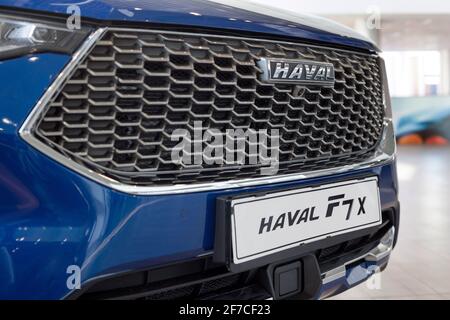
[0,0,377,51]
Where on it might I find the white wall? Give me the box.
[248,0,450,15]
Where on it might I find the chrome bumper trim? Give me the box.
[321,226,395,285]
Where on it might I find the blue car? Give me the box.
[396,108,450,142]
[0,0,399,299]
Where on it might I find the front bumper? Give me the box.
[0,112,399,299]
[0,39,399,301]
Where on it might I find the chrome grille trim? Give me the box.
[20,27,395,195]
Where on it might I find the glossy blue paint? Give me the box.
[0,54,69,131]
[0,1,395,300]
[0,0,377,51]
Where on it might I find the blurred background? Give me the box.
[251,0,450,299]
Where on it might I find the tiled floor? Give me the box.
[330,146,450,300]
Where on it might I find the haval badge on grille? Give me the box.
[258,58,335,86]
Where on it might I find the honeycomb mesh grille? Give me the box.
[34,30,384,186]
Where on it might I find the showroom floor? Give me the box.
[331,146,450,300]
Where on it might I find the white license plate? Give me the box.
[230,177,381,264]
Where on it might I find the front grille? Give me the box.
[33,29,384,186]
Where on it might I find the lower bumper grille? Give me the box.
[31,29,385,186]
[144,274,244,300]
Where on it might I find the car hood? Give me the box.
[0,0,377,51]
